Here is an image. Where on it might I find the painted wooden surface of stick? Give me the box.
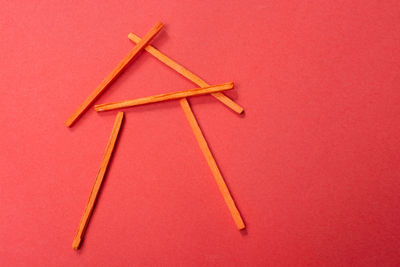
[128,33,244,114]
[180,98,245,230]
[72,112,124,250]
[94,82,234,111]
[64,22,163,127]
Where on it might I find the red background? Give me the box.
[1,1,400,266]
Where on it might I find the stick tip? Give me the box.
[117,111,124,118]
[234,218,246,230]
[72,237,81,250]
[155,21,164,28]
[237,107,244,114]
[94,105,102,112]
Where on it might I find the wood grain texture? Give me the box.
[94,82,234,111]
[72,112,124,250]
[64,22,164,127]
[128,33,244,114]
[180,98,245,230]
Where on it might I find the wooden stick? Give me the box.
[180,98,245,230]
[72,112,124,250]
[94,82,234,111]
[128,33,244,114]
[64,22,164,127]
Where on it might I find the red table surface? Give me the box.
[1,1,399,266]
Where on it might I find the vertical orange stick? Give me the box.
[128,33,244,114]
[180,98,245,230]
[65,22,163,127]
[72,112,124,250]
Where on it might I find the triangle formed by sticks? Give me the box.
[67,22,245,250]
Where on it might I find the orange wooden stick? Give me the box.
[72,112,124,250]
[64,22,163,127]
[94,82,234,111]
[128,33,244,114]
[180,98,245,230]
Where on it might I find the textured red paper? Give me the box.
[1,1,400,266]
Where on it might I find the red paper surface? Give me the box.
[1,1,400,266]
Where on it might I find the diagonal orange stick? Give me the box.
[72,112,124,250]
[128,33,244,114]
[180,98,245,229]
[64,22,164,127]
[94,82,234,111]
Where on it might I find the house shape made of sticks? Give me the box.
[66,22,245,250]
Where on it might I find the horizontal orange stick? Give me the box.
[128,33,244,114]
[94,82,233,111]
[72,112,124,250]
[180,98,245,230]
[64,22,164,127]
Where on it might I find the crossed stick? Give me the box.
[69,22,245,250]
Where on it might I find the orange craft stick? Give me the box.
[64,22,164,127]
[128,33,244,114]
[94,82,234,111]
[180,98,245,229]
[72,112,124,250]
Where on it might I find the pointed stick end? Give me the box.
[155,21,164,28]
[65,119,73,128]
[72,237,81,250]
[94,105,103,112]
